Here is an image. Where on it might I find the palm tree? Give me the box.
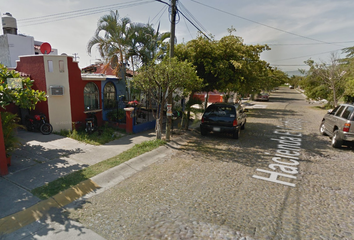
[139,23,170,65]
[87,10,132,76]
[88,11,171,73]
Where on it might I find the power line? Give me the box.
[178,1,208,34]
[272,48,344,62]
[154,0,210,40]
[18,1,145,22]
[18,0,154,27]
[177,9,210,40]
[182,12,194,40]
[151,5,168,24]
[189,0,346,48]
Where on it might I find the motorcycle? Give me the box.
[25,114,53,135]
[85,112,97,134]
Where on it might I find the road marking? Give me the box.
[252,118,303,187]
[245,104,267,109]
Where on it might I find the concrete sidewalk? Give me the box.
[0,125,196,239]
[0,129,159,236]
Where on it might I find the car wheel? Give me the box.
[241,120,246,130]
[319,122,328,136]
[331,130,342,148]
[233,128,240,139]
[201,127,207,136]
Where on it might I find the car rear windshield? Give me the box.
[204,105,236,117]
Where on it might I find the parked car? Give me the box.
[289,85,294,89]
[255,92,269,101]
[200,103,247,139]
[319,103,354,148]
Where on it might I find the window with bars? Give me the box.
[103,82,116,109]
[84,82,99,111]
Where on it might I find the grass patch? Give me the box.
[31,139,166,199]
[56,123,125,145]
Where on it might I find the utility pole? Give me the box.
[166,0,177,141]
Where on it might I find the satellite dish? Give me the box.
[40,42,52,54]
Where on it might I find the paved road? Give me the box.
[64,87,354,239]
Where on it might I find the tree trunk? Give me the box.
[155,117,161,139]
[333,86,337,107]
[185,92,194,130]
[155,97,165,139]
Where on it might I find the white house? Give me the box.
[0,12,57,69]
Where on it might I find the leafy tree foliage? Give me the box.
[87,11,169,75]
[1,64,47,157]
[0,64,47,110]
[175,32,274,99]
[131,57,203,139]
[301,54,347,107]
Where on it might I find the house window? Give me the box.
[103,82,116,109]
[84,82,99,111]
[48,60,53,72]
[59,60,65,72]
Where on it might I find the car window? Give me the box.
[342,106,354,120]
[204,105,235,117]
[335,106,346,117]
[330,106,340,115]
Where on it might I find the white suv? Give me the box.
[320,104,354,148]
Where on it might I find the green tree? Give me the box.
[87,10,135,75]
[131,57,203,139]
[175,32,271,103]
[1,64,47,157]
[341,46,354,102]
[136,23,170,65]
[302,54,347,107]
[88,11,170,75]
[0,64,47,109]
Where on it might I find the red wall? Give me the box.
[209,95,223,103]
[193,93,223,103]
[16,56,49,119]
[15,56,103,130]
[67,58,102,128]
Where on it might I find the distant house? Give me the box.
[82,63,135,121]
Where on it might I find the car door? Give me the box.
[329,105,346,133]
[324,105,342,133]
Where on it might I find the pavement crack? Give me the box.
[1,176,32,193]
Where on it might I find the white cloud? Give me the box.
[2,0,354,72]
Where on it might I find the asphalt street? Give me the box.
[66,87,354,240]
[4,86,354,239]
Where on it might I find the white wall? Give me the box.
[0,34,59,68]
[7,34,34,68]
[0,35,11,67]
[43,55,73,131]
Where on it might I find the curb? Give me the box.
[0,179,99,234]
[0,140,178,235]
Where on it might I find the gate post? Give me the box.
[124,107,135,134]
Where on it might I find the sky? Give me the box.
[2,0,354,75]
